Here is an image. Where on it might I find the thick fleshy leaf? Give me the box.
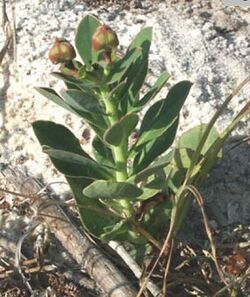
[32,121,112,179]
[117,27,152,109]
[44,148,113,179]
[83,180,143,199]
[107,48,142,84]
[52,72,101,92]
[75,15,101,67]
[164,164,186,194]
[197,100,250,182]
[108,81,127,105]
[33,121,114,236]
[60,89,104,115]
[136,81,192,147]
[136,187,159,201]
[66,177,115,237]
[131,154,173,184]
[36,87,106,136]
[128,27,152,54]
[32,121,88,155]
[119,54,148,115]
[178,124,220,155]
[35,87,76,114]
[133,72,170,112]
[104,122,123,146]
[132,118,179,173]
[128,57,148,101]
[163,148,200,191]
[100,220,144,243]
[142,199,172,240]
[173,148,196,170]
[92,136,115,168]
[104,113,139,147]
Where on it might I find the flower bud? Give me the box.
[60,63,80,78]
[49,38,76,64]
[92,25,119,52]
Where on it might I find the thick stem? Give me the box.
[113,145,128,181]
[101,91,132,216]
[101,92,128,181]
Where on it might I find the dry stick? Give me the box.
[15,219,40,295]
[185,185,228,287]
[162,239,174,296]
[1,166,137,297]
[0,0,12,65]
[136,237,168,296]
[109,240,161,297]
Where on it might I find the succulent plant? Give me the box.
[33,15,250,256]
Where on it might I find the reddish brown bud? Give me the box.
[49,38,76,64]
[92,25,119,52]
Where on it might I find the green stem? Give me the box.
[101,90,132,216]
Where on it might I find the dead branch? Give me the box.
[109,240,161,296]
[0,0,16,65]
[1,165,137,297]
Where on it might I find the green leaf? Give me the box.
[104,113,139,147]
[104,122,123,146]
[32,121,112,179]
[143,175,167,191]
[117,27,152,110]
[35,87,107,136]
[75,15,101,68]
[101,220,129,241]
[132,154,173,184]
[32,120,88,155]
[107,48,142,84]
[60,89,104,115]
[173,148,196,169]
[132,118,179,173]
[128,57,148,101]
[33,121,115,237]
[142,199,172,240]
[119,53,148,115]
[128,27,152,55]
[178,124,220,155]
[52,72,101,91]
[133,72,170,112]
[92,136,115,168]
[101,220,144,243]
[136,187,160,201]
[83,180,143,199]
[198,100,250,181]
[136,81,192,147]
[44,148,113,179]
[107,81,127,105]
[165,164,186,193]
[66,177,115,237]
[35,87,76,114]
